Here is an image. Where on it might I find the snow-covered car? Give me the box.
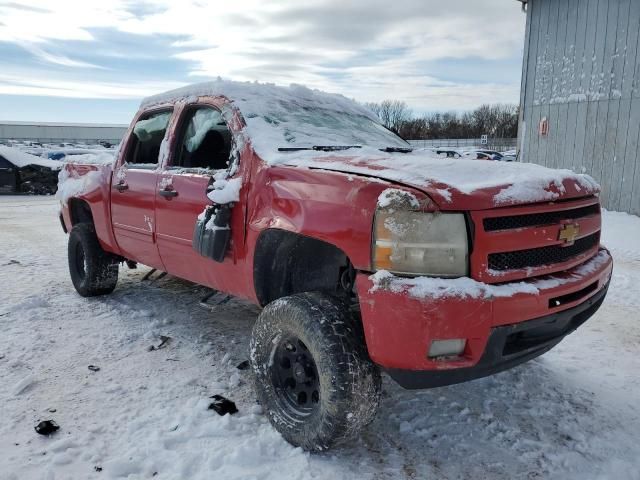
[56,80,612,451]
[501,149,517,162]
[0,145,62,194]
[435,149,462,158]
[462,149,503,160]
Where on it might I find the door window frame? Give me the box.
[164,104,236,175]
[118,107,174,171]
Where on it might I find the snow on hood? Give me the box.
[0,145,62,170]
[280,147,600,209]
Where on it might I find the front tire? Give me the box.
[250,292,381,451]
[68,223,119,297]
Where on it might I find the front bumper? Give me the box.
[356,249,613,389]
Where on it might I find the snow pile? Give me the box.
[207,174,242,204]
[369,250,610,300]
[55,168,103,206]
[0,145,62,169]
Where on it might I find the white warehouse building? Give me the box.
[0,121,128,146]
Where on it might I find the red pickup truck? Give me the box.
[58,81,613,451]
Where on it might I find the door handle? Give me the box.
[159,188,178,198]
[115,182,128,192]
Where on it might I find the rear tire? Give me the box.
[68,223,118,297]
[250,292,381,451]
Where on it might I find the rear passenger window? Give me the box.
[126,110,172,167]
[172,107,232,171]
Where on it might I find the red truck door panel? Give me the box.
[111,110,172,270]
[155,172,212,284]
[155,105,247,295]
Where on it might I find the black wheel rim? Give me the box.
[271,336,320,418]
[74,242,86,280]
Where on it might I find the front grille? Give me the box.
[488,233,599,271]
[484,203,600,232]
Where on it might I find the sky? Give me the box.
[0,0,526,124]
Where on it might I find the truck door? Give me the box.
[155,105,246,295]
[110,109,172,270]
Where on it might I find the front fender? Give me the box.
[247,164,426,271]
[57,163,120,255]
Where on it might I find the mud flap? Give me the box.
[192,204,232,263]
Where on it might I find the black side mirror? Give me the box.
[193,204,232,263]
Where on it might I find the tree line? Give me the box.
[365,100,519,140]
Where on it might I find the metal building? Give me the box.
[0,121,128,146]
[518,0,640,215]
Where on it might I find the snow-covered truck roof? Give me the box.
[141,80,409,163]
[0,145,62,170]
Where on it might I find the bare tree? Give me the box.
[366,100,412,135]
[367,100,519,140]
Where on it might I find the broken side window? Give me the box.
[173,107,232,171]
[126,110,172,167]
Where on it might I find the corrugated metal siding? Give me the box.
[520,0,640,215]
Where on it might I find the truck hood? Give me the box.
[282,149,600,210]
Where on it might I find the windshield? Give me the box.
[239,102,410,163]
[264,108,408,148]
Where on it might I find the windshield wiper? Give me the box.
[278,145,362,152]
[379,147,413,153]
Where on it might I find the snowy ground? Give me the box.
[1,196,639,480]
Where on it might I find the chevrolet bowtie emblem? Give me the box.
[558,223,580,243]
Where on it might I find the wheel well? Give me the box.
[253,229,354,306]
[69,199,94,226]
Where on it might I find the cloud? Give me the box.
[21,43,106,69]
[0,71,182,99]
[0,0,526,117]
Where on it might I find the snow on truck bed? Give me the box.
[142,80,599,206]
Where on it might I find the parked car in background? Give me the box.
[501,149,517,162]
[434,149,505,161]
[463,149,503,160]
[0,145,61,194]
[435,149,462,158]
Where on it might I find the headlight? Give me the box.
[373,209,469,277]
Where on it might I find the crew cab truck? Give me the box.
[58,81,613,451]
